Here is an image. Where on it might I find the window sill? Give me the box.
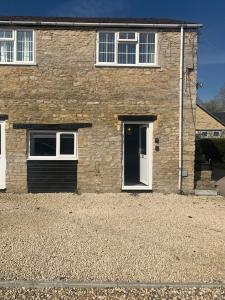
[27,157,78,161]
[0,62,37,66]
[95,63,161,68]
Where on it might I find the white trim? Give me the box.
[139,124,149,185]
[118,32,137,42]
[96,31,158,67]
[0,62,37,66]
[122,186,152,191]
[0,121,6,189]
[28,130,78,160]
[95,63,160,68]
[154,32,158,66]
[121,121,153,191]
[178,26,184,193]
[115,32,118,64]
[27,157,78,161]
[0,29,36,65]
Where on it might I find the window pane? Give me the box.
[0,41,14,62]
[139,33,155,64]
[213,131,220,137]
[98,32,115,63]
[30,132,56,156]
[140,127,147,155]
[17,31,33,62]
[60,134,74,155]
[118,43,136,64]
[119,32,135,39]
[0,30,12,39]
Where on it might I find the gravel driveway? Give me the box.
[0,192,225,283]
[1,287,225,300]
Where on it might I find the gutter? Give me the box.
[0,21,202,28]
[178,26,184,193]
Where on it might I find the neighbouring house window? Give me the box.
[97,31,156,66]
[201,131,208,138]
[29,131,77,159]
[213,130,221,137]
[0,29,35,64]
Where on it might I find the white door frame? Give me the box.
[122,121,153,190]
[0,121,6,189]
[139,124,149,185]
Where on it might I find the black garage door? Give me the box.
[27,160,77,193]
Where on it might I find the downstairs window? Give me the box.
[29,131,78,159]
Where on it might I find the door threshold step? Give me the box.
[195,189,218,196]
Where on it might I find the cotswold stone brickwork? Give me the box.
[0,27,198,193]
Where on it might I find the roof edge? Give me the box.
[0,20,202,28]
[197,103,225,127]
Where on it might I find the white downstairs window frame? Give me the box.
[28,131,78,160]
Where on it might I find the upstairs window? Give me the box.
[97,31,156,66]
[0,29,35,64]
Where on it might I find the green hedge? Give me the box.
[196,138,225,162]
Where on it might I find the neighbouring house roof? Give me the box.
[196,103,225,129]
[213,112,225,125]
[0,16,202,28]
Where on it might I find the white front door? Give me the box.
[139,124,149,185]
[0,121,6,189]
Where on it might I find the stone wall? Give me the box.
[0,27,198,193]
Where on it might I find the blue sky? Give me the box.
[1,0,225,102]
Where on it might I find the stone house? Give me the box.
[0,16,201,193]
[196,103,225,139]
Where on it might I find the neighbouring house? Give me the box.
[0,16,201,194]
[196,103,225,139]
[195,103,225,193]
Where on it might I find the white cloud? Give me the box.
[51,0,128,17]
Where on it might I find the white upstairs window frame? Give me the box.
[96,30,158,67]
[0,29,36,65]
[118,32,138,42]
[28,131,78,160]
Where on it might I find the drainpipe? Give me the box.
[178,26,184,193]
